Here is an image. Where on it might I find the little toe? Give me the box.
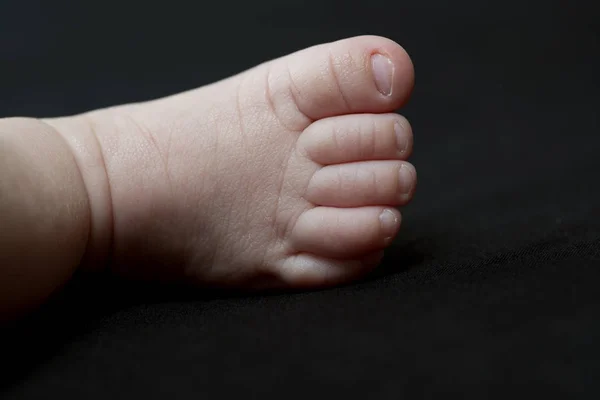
[277,251,384,288]
[298,113,413,165]
[291,206,401,258]
[305,160,416,207]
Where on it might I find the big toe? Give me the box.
[265,35,414,128]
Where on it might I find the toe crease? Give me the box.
[283,59,314,124]
[264,65,300,133]
[327,50,352,114]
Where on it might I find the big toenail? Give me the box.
[398,164,414,194]
[395,121,408,154]
[379,209,398,240]
[371,53,394,96]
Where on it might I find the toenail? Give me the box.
[398,164,415,194]
[371,53,394,96]
[395,121,408,154]
[379,209,399,240]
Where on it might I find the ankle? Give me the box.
[43,113,115,272]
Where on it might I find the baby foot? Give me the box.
[50,35,416,289]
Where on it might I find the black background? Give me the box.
[1,0,599,398]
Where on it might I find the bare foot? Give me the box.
[48,35,416,289]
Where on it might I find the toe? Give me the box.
[298,113,413,165]
[277,251,384,288]
[266,35,414,125]
[291,206,401,258]
[305,160,417,207]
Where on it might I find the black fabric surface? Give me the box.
[1,0,599,398]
